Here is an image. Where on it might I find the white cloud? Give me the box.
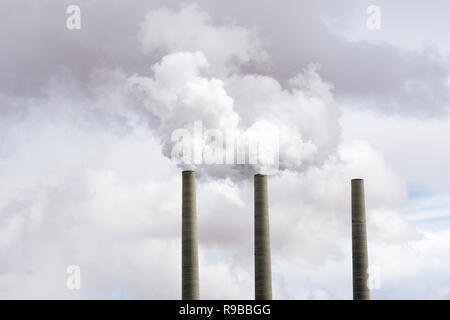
[341,109,450,192]
[139,4,268,75]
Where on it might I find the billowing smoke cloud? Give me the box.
[129,4,340,178]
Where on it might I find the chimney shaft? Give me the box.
[182,171,199,300]
[351,179,370,300]
[254,174,272,300]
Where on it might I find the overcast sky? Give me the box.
[1,0,450,299]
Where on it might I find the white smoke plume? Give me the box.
[129,4,340,178]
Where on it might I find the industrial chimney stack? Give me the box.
[178,172,370,299]
[182,171,200,300]
[351,178,370,300]
[254,174,272,300]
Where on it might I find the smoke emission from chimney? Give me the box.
[129,5,340,181]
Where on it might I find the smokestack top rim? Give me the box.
[182,170,196,173]
[254,173,267,177]
[351,178,364,182]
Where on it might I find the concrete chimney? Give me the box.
[182,171,199,300]
[351,178,370,300]
[254,174,272,300]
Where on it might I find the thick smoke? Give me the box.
[129,4,340,178]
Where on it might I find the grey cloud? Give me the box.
[2,0,449,117]
[197,0,450,116]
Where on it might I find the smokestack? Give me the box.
[254,174,272,300]
[351,178,370,300]
[182,171,199,300]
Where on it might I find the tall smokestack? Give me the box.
[351,178,370,300]
[182,171,199,300]
[254,174,272,300]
